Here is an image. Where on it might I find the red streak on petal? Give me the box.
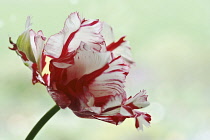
[61,30,78,57]
[9,37,17,50]
[110,55,121,63]
[18,51,28,61]
[93,115,126,125]
[60,20,99,58]
[122,105,134,115]
[41,53,46,71]
[108,69,123,73]
[103,105,121,113]
[32,63,38,84]
[106,36,126,51]
[52,51,76,65]
[81,20,99,27]
[42,74,49,86]
[80,63,109,85]
[67,64,109,98]
[9,37,29,61]
[135,117,140,129]
[126,102,141,109]
[144,114,151,122]
[81,19,87,24]
[94,95,113,107]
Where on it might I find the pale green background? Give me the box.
[1,0,210,140]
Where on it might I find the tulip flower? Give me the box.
[10,12,151,139]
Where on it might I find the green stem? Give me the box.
[25,105,60,140]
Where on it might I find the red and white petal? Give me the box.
[31,63,49,85]
[125,90,150,109]
[89,56,129,98]
[29,30,46,63]
[45,12,82,58]
[107,37,134,65]
[134,112,151,131]
[120,105,133,116]
[44,32,65,58]
[45,12,104,58]
[52,51,76,69]
[101,22,115,46]
[63,12,82,41]
[78,94,102,114]
[113,40,134,65]
[9,38,33,68]
[67,19,104,52]
[93,115,126,125]
[103,94,123,110]
[101,94,124,115]
[65,43,111,84]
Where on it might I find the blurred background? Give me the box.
[1,0,210,139]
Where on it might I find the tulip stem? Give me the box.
[25,105,60,140]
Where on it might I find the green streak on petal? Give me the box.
[17,30,36,63]
[24,63,29,67]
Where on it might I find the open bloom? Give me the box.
[10,12,151,130]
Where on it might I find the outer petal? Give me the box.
[9,38,32,66]
[107,37,134,65]
[101,22,114,46]
[101,23,134,65]
[16,17,35,63]
[45,12,82,58]
[29,30,46,69]
[45,12,104,58]
[44,32,65,58]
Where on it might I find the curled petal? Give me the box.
[134,111,151,131]
[125,90,150,109]
[69,19,104,52]
[9,37,30,62]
